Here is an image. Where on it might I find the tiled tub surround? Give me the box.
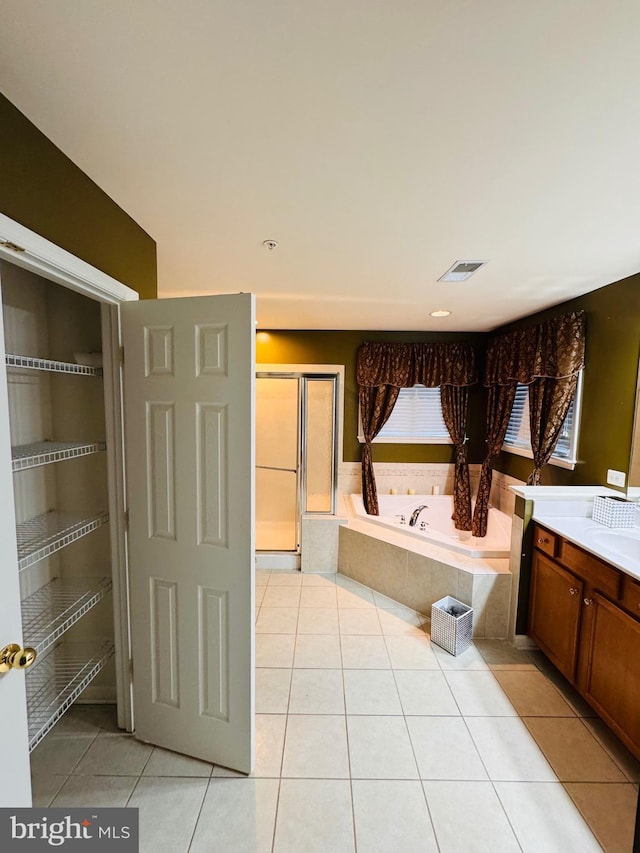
[296,465,523,575]
[300,500,349,574]
[349,494,512,559]
[338,462,523,517]
[338,521,512,639]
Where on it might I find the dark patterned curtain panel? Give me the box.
[356,342,477,519]
[472,310,586,535]
[527,375,579,485]
[471,384,518,537]
[359,384,402,514]
[440,385,472,530]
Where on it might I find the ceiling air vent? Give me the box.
[438,260,487,282]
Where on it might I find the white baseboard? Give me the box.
[256,553,301,570]
[76,688,117,703]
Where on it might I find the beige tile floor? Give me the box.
[30,571,639,852]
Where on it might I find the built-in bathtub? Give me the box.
[350,494,512,558]
[340,494,513,638]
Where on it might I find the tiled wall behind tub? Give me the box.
[490,470,524,516]
[338,462,523,517]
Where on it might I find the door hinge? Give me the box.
[129,658,134,679]
[124,509,129,532]
[119,345,125,365]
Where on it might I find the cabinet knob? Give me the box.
[537,537,548,544]
[0,643,37,673]
[583,598,593,607]
[569,587,579,595]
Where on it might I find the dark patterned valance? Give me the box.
[356,341,477,388]
[483,310,585,386]
[357,340,477,525]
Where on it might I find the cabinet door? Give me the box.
[580,592,640,759]
[529,551,583,683]
[122,293,255,774]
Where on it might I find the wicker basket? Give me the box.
[431,596,473,656]
[592,496,637,528]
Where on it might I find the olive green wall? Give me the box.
[257,272,640,484]
[492,273,640,488]
[0,94,157,298]
[256,329,488,464]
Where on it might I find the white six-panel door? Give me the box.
[122,293,255,773]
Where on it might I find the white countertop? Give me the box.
[512,485,623,500]
[533,514,640,582]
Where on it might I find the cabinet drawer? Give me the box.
[558,539,622,600]
[533,525,557,557]
[621,575,640,618]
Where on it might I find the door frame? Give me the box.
[0,212,138,731]
[256,363,344,530]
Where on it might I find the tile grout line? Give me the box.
[442,642,527,851]
[385,622,441,851]
[337,610,358,853]
[459,649,606,851]
[185,775,211,852]
[264,571,292,853]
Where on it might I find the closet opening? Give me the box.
[1,255,132,762]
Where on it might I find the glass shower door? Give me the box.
[303,376,337,513]
[255,376,299,552]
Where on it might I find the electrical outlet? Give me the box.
[606,469,626,487]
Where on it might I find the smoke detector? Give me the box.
[438,260,487,282]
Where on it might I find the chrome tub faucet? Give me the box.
[408,505,428,526]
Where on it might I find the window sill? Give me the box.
[357,435,453,445]
[501,443,577,470]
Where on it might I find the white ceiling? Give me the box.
[1,1,640,331]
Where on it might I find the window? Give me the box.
[358,385,452,444]
[502,372,583,468]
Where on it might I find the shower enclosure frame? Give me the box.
[256,365,343,558]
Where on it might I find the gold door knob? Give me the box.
[0,643,37,673]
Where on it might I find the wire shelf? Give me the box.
[22,577,112,656]
[12,440,107,472]
[26,640,115,751]
[17,510,110,571]
[5,353,102,376]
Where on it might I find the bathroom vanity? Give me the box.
[529,519,640,760]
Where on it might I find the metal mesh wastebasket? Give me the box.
[430,596,473,656]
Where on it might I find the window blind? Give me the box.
[375,385,451,442]
[503,376,581,463]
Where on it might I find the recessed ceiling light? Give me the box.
[438,260,487,282]
[430,309,451,318]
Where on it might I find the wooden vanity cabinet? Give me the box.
[529,551,583,682]
[580,593,640,754]
[529,523,640,760]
